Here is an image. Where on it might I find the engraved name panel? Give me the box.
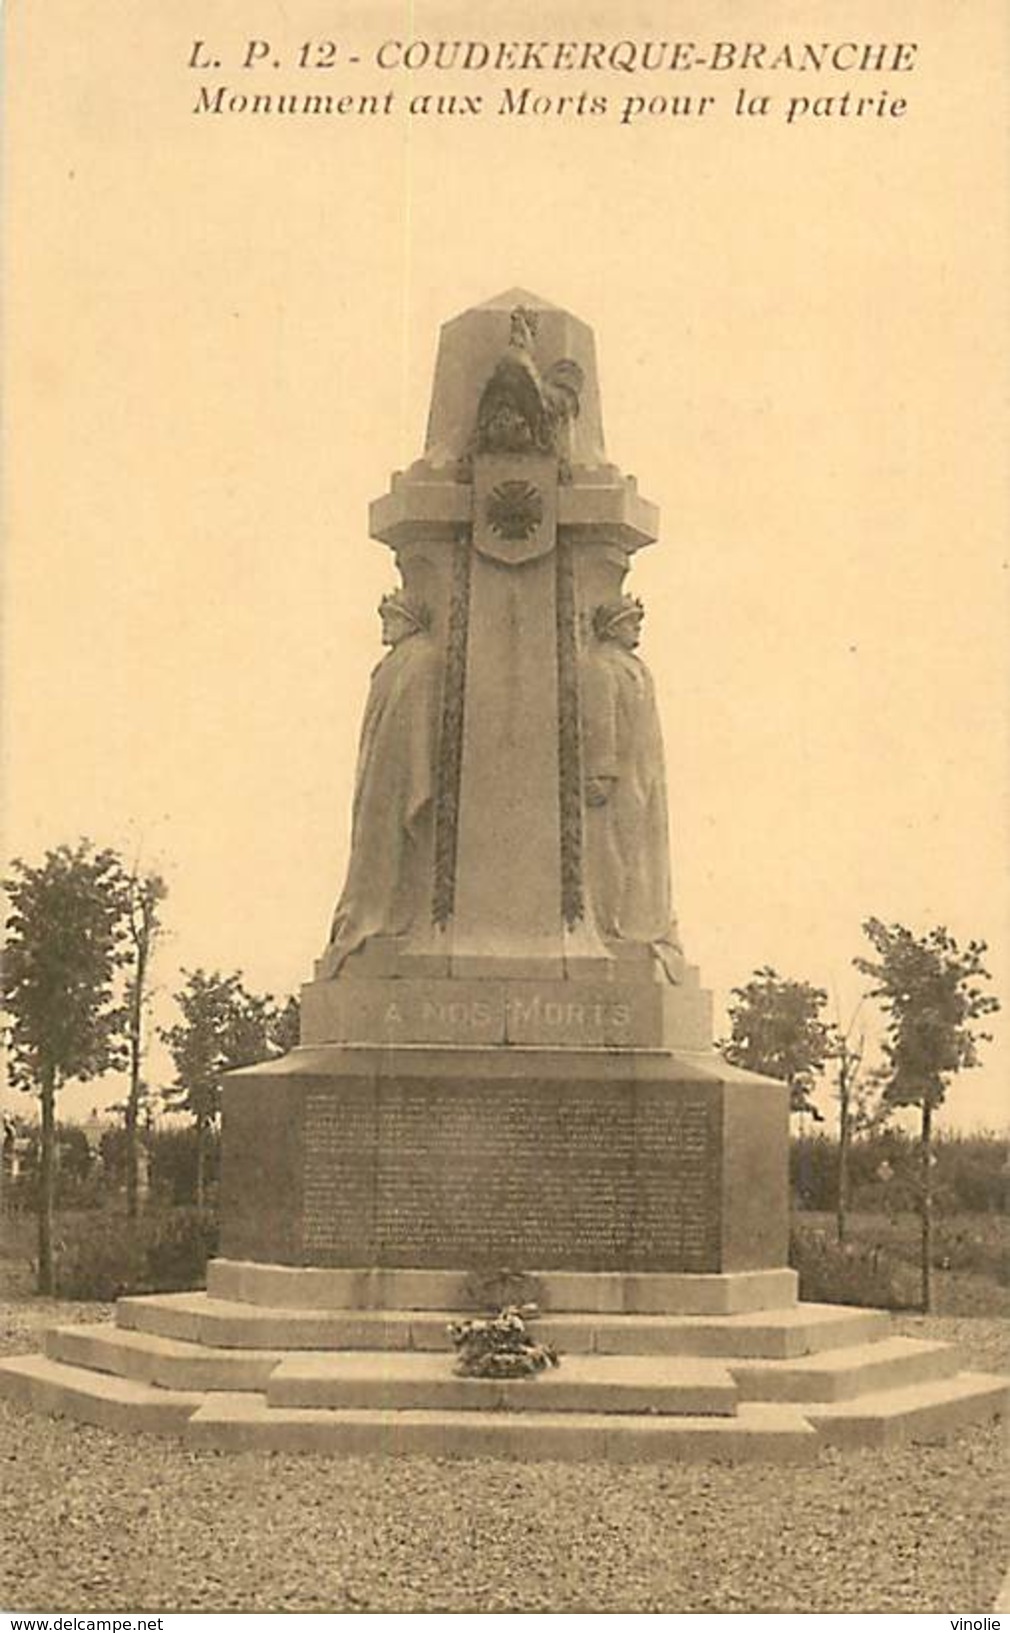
[299,1078,722,1270]
[301,1086,377,1258]
[375,1081,636,1268]
[631,1089,721,1270]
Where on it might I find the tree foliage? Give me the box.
[853,918,999,1112]
[3,841,129,1093]
[2,840,130,1288]
[161,970,278,1127]
[161,970,296,1206]
[719,966,834,1117]
[853,917,999,1311]
[270,993,301,1054]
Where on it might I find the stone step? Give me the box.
[731,1337,961,1403]
[38,1324,965,1411]
[808,1371,1010,1448]
[587,1304,890,1359]
[116,1291,229,1342]
[117,1293,421,1351]
[2,1343,1002,1460]
[266,1352,739,1416]
[0,1354,201,1435]
[117,1293,889,1360]
[186,1393,816,1463]
[45,1323,282,1391]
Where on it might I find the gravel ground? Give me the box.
[1,1290,1007,1614]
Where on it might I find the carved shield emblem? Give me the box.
[473,453,558,565]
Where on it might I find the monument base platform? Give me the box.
[1,1264,1005,1462]
[203,1260,799,1316]
[218,1045,789,1274]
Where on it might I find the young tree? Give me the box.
[833,1029,864,1245]
[121,868,167,1220]
[719,966,833,1118]
[270,994,301,1055]
[2,842,128,1290]
[854,918,999,1312]
[161,971,291,1212]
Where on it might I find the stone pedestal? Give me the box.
[220,1046,789,1275]
[225,287,790,1289]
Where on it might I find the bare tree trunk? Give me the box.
[125,939,147,1221]
[37,1069,56,1294]
[125,1097,138,1219]
[195,1118,206,1215]
[920,1098,933,1314]
[836,1047,852,1245]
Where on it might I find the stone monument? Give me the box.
[219,288,789,1278]
[3,292,1004,1461]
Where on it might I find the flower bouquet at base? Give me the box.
[448,1303,561,1380]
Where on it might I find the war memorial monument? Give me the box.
[1,291,1005,1459]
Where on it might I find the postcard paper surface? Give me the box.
[3,1,1008,1126]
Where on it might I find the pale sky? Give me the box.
[2,0,1007,1130]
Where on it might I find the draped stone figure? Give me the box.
[325,591,441,973]
[581,597,685,982]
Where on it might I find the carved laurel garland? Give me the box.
[431,529,473,927]
[555,532,585,928]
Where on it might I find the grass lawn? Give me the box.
[794,1208,1009,1318]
